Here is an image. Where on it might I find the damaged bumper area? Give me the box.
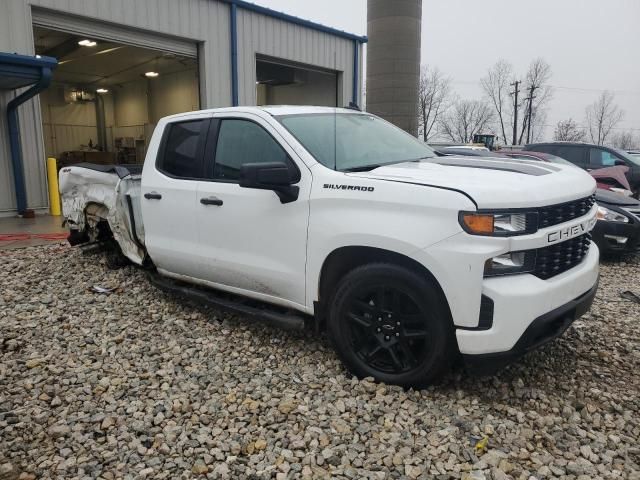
[58,164,145,265]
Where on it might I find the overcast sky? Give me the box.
[252,0,640,141]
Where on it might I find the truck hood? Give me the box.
[347,156,596,209]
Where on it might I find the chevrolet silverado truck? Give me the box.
[59,106,599,387]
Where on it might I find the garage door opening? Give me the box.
[33,26,199,166]
[256,56,339,107]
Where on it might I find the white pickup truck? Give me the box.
[60,106,599,387]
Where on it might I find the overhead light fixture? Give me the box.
[144,71,159,78]
[96,88,109,94]
[78,39,97,47]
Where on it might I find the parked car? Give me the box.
[59,106,599,387]
[589,166,633,196]
[523,142,640,196]
[436,146,508,157]
[593,189,640,255]
[501,151,633,196]
[501,150,574,165]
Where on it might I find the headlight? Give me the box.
[459,211,535,236]
[484,250,535,276]
[596,205,629,223]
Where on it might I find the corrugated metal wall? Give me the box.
[0,0,361,213]
[236,9,356,107]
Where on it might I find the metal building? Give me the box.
[0,0,366,215]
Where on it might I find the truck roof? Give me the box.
[163,105,365,121]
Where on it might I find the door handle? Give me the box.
[144,192,162,200]
[200,196,223,206]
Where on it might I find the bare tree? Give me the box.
[439,99,495,143]
[516,58,553,145]
[481,60,513,145]
[417,66,451,141]
[554,118,585,142]
[585,91,624,145]
[611,130,638,150]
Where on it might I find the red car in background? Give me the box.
[501,150,632,196]
[498,150,639,255]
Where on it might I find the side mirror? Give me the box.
[614,159,626,167]
[239,162,299,204]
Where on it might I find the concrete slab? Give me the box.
[0,214,67,250]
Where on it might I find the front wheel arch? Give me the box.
[317,246,453,329]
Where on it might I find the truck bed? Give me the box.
[58,163,146,265]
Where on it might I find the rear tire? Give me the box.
[327,263,455,388]
[104,242,130,270]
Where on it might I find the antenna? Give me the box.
[333,51,337,171]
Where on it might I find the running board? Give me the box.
[147,271,307,331]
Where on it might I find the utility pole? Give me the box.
[524,85,537,144]
[510,80,520,145]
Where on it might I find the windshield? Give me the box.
[277,112,436,171]
[614,148,640,167]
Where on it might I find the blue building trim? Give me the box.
[352,40,359,106]
[0,53,57,214]
[222,0,368,43]
[230,3,239,106]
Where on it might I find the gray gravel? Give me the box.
[1,244,639,480]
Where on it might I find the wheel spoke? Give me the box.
[352,299,376,315]
[403,329,428,339]
[365,344,384,361]
[385,345,404,370]
[397,340,417,367]
[396,313,425,326]
[347,312,372,329]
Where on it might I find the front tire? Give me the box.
[327,263,455,388]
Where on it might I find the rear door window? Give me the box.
[157,119,209,179]
[549,146,587,166]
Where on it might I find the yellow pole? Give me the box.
[46,157,61,216]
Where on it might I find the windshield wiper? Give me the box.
[342,164,382,172]
[342,156,435,173]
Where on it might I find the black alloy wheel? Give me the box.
[346,285,430,374]
[328,263,454,388]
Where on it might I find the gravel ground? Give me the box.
[0,244,639,480]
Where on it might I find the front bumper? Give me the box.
[462,279,598,375]
[592,219,640,254]
[455,243,599,356]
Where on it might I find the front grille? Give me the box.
[534,233,592,280]
[537,195,596,229]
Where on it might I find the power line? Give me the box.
[451,80,640,96]
[539,123,640,132]
[550,85,640,96]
